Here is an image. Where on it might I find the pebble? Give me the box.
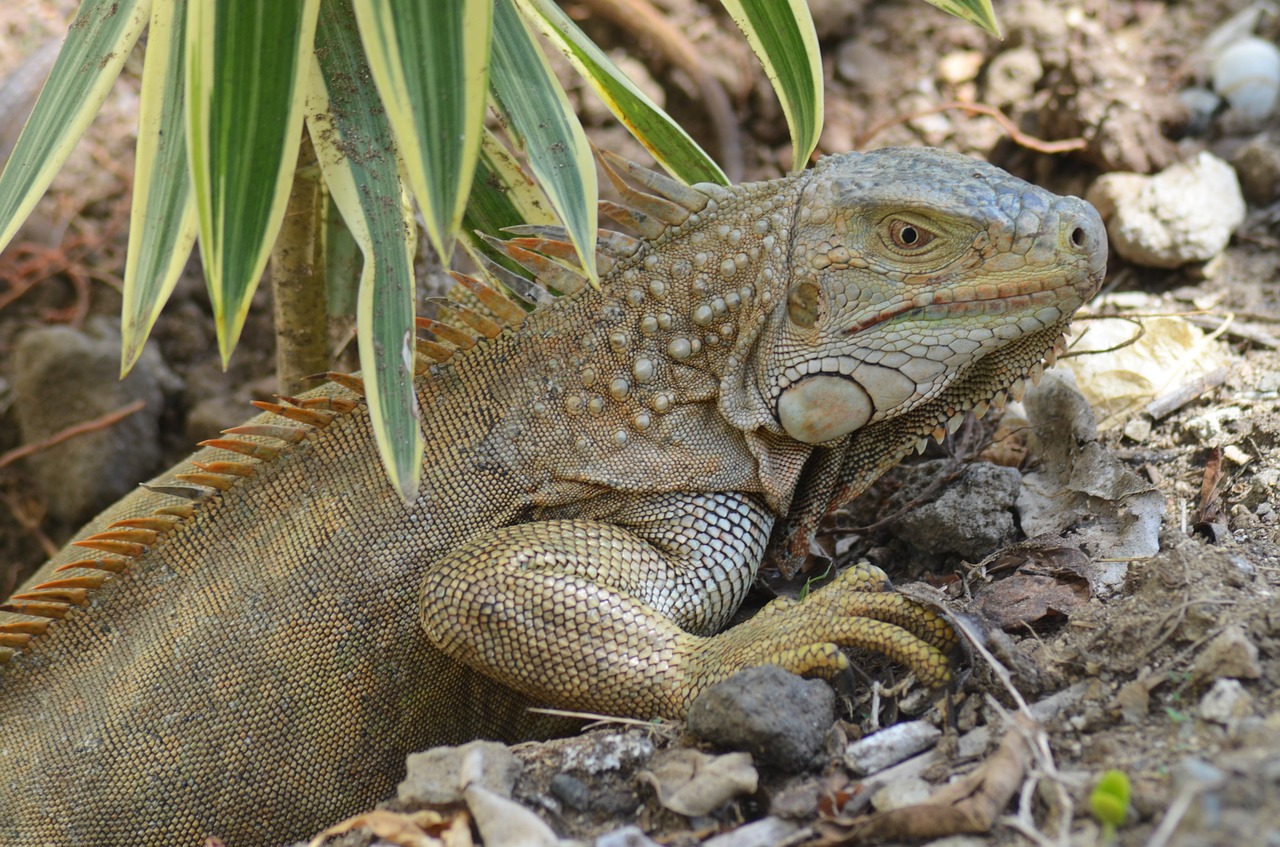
[1198,678,1254,726]
[1231,134,1280,204]
[1213,37,1280,122]
[1086,152,1246,269]
[1192,624,1262,682]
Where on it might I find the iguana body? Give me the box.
[0,148,1106,846]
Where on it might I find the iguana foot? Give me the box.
[684,562,956,702]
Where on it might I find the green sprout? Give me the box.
[1089,768,1131,840]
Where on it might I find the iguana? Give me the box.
[0,147,1106,846]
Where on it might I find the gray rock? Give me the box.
[890,460,1022,561]
[687,665,835,771]
[12,317,177,527]
[1231,134,1280,204]
[398,739,521,805]
[1087,152,1246,268]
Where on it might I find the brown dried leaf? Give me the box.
[639,748,759,817]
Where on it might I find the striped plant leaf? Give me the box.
[186,0,321,366]
[718,0,822,171]
[462,130,557,252]
[310,0,422,502]
[352,0,491,264]
[922,0,1001,36]
[0,0,150,254]
[490,0,596,282]
[513,0,726,186]
[120,0,199,376]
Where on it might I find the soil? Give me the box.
[1,1,1278,845]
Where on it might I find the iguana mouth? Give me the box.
[845,285,1076,337]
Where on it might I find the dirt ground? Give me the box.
[1,1,1278,845]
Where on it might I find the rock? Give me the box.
[1192,624,1262,682]
[1198,678,1254,726]
[1087,153,1246,268]
[845,720,942,775]
[596,826,662,847]
[12,317,177,527]
[548,773,592,810]
[984,46,1043,109]
[890,460,1021,561]
[687,665,835,771]
[1212,37,1280,123]
[1231,134,1280,204]
[397,740,521,805]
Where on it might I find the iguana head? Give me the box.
[745,147,1106,445]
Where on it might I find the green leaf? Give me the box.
[514,0,726,186]
[718,0,822,170]
[121,0,199,376]
[310,0,422,502]
[0,0,151,254]
[921,0,1001,37]
[490,0,597,282]
[353,0,491,264]
[186,0,321,366]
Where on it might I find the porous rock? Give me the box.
[687,665,835,771]
[889,460,1022,561]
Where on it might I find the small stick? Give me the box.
[1145,367,1230,420]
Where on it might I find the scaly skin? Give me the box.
[0,148,1106,846]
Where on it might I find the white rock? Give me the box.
[1213,37,1280,121]
[1198,678,1254,725]
[1087,153,1247,268]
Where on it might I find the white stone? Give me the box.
[1087,153,1246,268]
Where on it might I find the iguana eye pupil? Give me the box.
[889,219,933,250]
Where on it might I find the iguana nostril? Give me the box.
[1071,226,1085,248]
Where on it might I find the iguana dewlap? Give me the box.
[0,148,1106,846]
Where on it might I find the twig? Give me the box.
[1145,366,1230,421]
[855,100,1088,154]
[0,399,146,471]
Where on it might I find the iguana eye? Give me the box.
[888,219,935,250]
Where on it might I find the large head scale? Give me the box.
[757,147,1107,445]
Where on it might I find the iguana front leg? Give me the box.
[420,492,954,720]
